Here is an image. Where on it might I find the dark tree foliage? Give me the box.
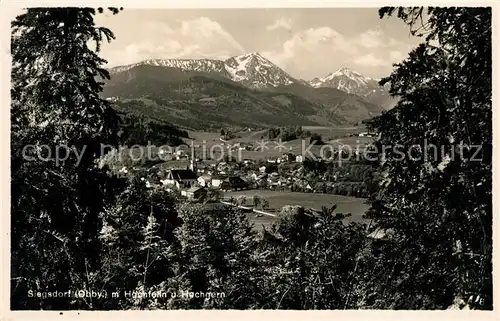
[257,209,366,309]
[97,177,180,309]
[11,7,125,309]
[164,204,261,309]
[297,160,377,197]
[268,125,312,141]
[308,133,323,145]
[364,7,492,309]
[149,203,368,310]
[117,111,188,147]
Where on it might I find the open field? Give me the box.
[104,126,374,168]
[225,190,370,231]
[302,125,367,139]
[324,136,375,152]
[188,125,367,143]
[185,126,374,161]
[245,213,278,232]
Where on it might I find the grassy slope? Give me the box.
[227,190,370,231]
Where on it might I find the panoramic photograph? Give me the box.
[8,6,493,311]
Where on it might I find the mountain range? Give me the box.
[309,67,396,109]
[109,53,300,89]
[104,52,397,131]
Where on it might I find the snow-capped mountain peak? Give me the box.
[330,67,372,80]
[109,58,229,76]
[224,52,297,88]
[319,67,373,87]
[236,52,269,62]
[108,52,298,89]
[308,67,396,109]
[309,67,380,94]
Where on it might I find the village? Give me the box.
[119,149,307,199]
[109,137,375,229]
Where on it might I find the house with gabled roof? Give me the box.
[181,186,207,201]
[161,169,198,189]
[219,176,249,192]
[211,174,227,188]
[197,174,212,187]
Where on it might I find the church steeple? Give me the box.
[189,140,196,172]
[189,156,195,172]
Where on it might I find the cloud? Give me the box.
[388,38,401,46]
[102,17,245,66]
[262,26,358,70]
[266,17,292,31]
[353,54,386,67]
[120,41,202,64]
[263,25,419,79]
[355,28,385,48]
[389,50,405,62]
[98,13,420,79]
[180,17,245,53]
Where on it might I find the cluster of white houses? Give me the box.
[126,149,309,201]
[159,158,250,201]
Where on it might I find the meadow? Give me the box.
[102,125,375,169]
[224,190,371,231]
[186,126,375,162]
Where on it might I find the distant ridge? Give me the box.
[109,52,299,89]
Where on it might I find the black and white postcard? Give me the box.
[2,1,498,319]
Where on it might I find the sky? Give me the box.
[93,8,423,80]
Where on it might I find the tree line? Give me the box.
[267,125,322,143]
[117,109,189,147]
